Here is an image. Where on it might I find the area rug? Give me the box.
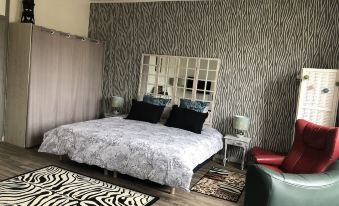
[0,166,158,206]
[191,167,246,202]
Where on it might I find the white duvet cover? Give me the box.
[39,117,223,191]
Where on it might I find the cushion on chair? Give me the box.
[281,119,339,173]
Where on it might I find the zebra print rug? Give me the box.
[0,166,158,206]
[191,167,246,202]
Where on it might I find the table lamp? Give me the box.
[111,96,124,115]
[233,115,250,138]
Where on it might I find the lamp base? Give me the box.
[235,130,245,138]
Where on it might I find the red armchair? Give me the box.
[250,119,339,173]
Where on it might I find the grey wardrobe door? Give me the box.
[0,18,6,141]
[70,39,103,122]
[5,23,32,147]
[87,41,103,119]
[55,35,77,126]
[71,38,91,122]
[26,27,60,148]
[56,37,102,124]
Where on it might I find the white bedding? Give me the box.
[38,116,223,191]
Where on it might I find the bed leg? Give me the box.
[170,187,176,195]
[113,171,118,178]
[59,155,63,161]
[104,169,108,176]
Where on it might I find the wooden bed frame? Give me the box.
[59,155,176,194]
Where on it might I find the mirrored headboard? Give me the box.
[138,54,221,125]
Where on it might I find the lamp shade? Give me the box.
[233,115,250,131]
[111,96,124,108]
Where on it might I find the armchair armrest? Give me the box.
[245,161,339,206]
[253,154,285,166]
[250,147,286,166]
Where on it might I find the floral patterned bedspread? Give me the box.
[38,116,223,191]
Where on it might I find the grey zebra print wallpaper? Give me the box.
[89,0,339,159]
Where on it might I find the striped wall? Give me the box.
[89,0,339,157]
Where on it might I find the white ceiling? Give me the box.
[90,0,205,3]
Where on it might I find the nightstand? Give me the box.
[223,134,251,170]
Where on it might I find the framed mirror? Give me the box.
[138,54,221,125]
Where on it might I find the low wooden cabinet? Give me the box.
[5,23,104,148]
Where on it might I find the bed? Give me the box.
[39,116,223,191]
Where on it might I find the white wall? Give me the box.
[0,0,5,16]
[9,0,90,37]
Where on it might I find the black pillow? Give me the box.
[165,105,208,134]
[126,99,164,123]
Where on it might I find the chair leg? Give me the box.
[104,169,108,176]
[59,155,63,161]
[170,187,175,195]
[113,171,118,178]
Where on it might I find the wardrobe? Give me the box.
[5,23,104,148]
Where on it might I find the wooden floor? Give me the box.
[0,142,245,206]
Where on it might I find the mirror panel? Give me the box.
[198,70,207,80]
[209,60,218,70]
[210,82,216,91]
[176,87,185,99]
[205,91,214,101]
[150,55,157,65]
[158,75,166,86]
[188,58,197,68]
[178,69,186,78]
[139,54,220,125]
[196,90,204,100]
[187,69,195,78]
[207,71,217,81]
[168,66,176,77]
[147,65,157,75]
[200,59,208,69]
[165,86,174,97]
[179,58,188,69]
[160,57,167,67]
[147,75,156,84]
[177,78,185,87]
[143,55,150,64]
[168,57,177,69]
[146,84,155,94]
[185,89,193,99]
[157,85,165,95]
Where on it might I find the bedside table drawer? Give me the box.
[226,139,247,147]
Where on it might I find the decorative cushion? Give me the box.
[179,98,209,113]
[143,95,171,107]
[126,99,164,124]
[165,105,208,134]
